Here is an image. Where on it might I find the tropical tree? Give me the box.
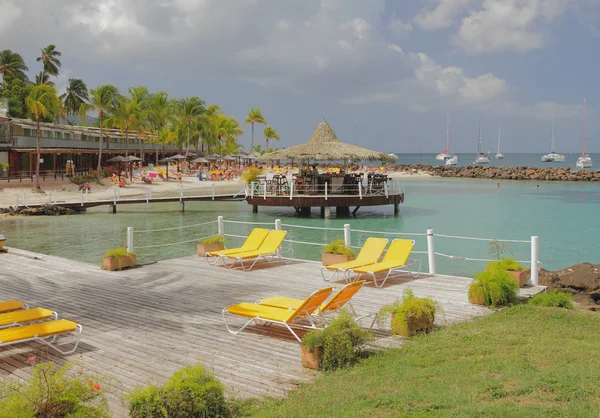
[263,126,280,151]
[175,97,205,155]
[35,71,54,86]
[107,86,149,157]
[244,108,266,151]
[60,78,89,117]
[25,85,61,190]
[0,50,29,90]
[36,45,62,84]
[79,84,120,180]
[147,92,174,164]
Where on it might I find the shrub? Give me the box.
[487,257,525,272]
[0,361,111,418]
[529,290,574,309]
[301,310,371,372]
[469,269,518,308]
[126,365,232,418]
[202,235,227,246]
[71,173,97,185]
[377,289,438,337]
[103,247,135,258]
[322,239,355,256]
[240,167,263,185]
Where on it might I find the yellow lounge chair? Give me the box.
[205,228,269,266]
[258,281,366,323]
[225,230,293,271]
[222,287,334,342]
[348,239,421,287]
[320,237,388,282]
[0,319,82,355]
[0,300,28,314]
[0,308,58,329]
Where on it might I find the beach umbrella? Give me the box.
[191,157,209,163]
[158,157,174,181]
[124,155,142,161]
[170,154,187,160]
[106,156,127,180]
[223,155,236,161]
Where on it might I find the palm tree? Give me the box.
[0,50,29,90]
[263,126,280,151]
[244,108,266,151]
[36,45,62,84]
[175,97,205,155]
[60,79,89,117]
[147,92,174,164]
[25,85,61,190]
[35,71,54,86]
[79,84,120,180]
[107,86,149,157]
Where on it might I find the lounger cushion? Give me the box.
[324,259,372,271]
[0,300,25,314]
[0,319,78,344]
[352,261,407,274]
[0,308,54,327]
[226,303,296,322]
[259,296,303,310]
[208,228,269,257]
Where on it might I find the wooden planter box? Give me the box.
[102,254,136,271]
[197,243,224,257]
[322,253,354,266]
[469,292,485,306]
[300,345,322,369]
[0,236,5,251]
[509,269,530,288]
[391,312,435,337]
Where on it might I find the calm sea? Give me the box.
[1,175,598,277]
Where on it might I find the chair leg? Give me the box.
[40,324,83,355]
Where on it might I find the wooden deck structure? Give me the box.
[0,249,544,416]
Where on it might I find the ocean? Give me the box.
[1,174,598,277]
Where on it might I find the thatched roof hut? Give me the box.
[262,121,393,162]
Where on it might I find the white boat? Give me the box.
[388,153,396,158]
[436,114,451,160]
[576,98,593,168]
[445,115,458,165]
[446,155,458,166]
[495,122,504,159]
[542,118,565,162]
[473,118,490,164]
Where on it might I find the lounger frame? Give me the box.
[0,324,83,355]
[348,259,422,288]
[236,247,295,271]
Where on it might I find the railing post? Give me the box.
[22,192,25,206]
[145,187,149,203]
[275,219,281,230]
[48,192,52,203]
[250,182,255,198]
[16,193,19,207]
[113,188,117,206]
[289,181,294,200]
[180,184,184,201]
[218,216,224,236]
[85,188,89,202]
[344,224,351,247]
[80,190,84,207]
[384,182,388,198]
[530,236,539,286]
[126,227,134,253]
[325,182,328,200]
[263,182,267,200]
[211,183,215,200]
[427,229,436,274]
[359,183,362,200]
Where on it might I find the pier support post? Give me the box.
[300,207,311,216]
[110,204,117,214]
[530,236,539,286]
[336,206,350,216]
[394,203,399,214]
[427,229,436,275]
[275,219,281,230]
[126,227,134,254]
[323,207,331,219]
[344,224,351,247]
[179,201,185,213]
[252,205,258,213]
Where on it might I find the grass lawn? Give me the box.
[250,305,600,417]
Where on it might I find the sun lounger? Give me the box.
[205,228,269,266]
[222,287,334,342]
[347,239,421,287]
[259,281,366,324]
[0,300,28,314]
[320,237,388,282]
[223,230,292,271]
[0,308,58,329]
[0,319,82,355]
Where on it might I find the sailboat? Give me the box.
[473,118,490,164]
[576,98,592,168]
[445,115,458,166]
[495,122,504,159]
[436,114,452,160]
[541,117,565,162]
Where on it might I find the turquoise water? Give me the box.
[1,177,599,276]
[394,153,600,169]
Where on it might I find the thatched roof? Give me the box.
[262,121,393,162]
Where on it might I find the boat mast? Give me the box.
[446,113,451,154]
[477,118,483,154]
[583,98,587,157]
[497,121,502,155]
[550,117,556,153]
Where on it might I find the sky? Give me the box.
[1,0,600,153]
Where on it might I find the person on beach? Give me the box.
[497,183,500,188]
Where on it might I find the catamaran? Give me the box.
[541,117,565,162]
[473,118,490,164]
[495,122,504,159]
[576,98,592,168]
[436,114,452,160]
[445,115,458,166]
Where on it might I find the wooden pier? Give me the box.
[0,249,543,416]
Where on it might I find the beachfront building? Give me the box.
[0,114,179,177]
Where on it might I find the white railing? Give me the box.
[125,216,540,285]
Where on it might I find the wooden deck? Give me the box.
[0,249,544,416]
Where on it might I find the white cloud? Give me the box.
[415,0,472,30]
[388,44,404,54]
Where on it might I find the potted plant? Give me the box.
[102,248,136,271]
[0,234,6,251]
[300,311,370,371]
[468,269,518,307]
[321,239,355,266]
[197,235,227,257]
[377,289,437,337]
[487,257,530,287]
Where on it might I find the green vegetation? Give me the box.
[322,239,355,256]
[126,365,236,418]
[0,362,110,418]
[263,125,280,151]
[301,311,371,371]
[488,239,513,261]
[241,167,264,185]
[469,268,519,308]
[529,289,574,309]
[488,257,526,272]
[244,108,267,150]
[202,235,227,246]
[103,247,134,258]
[377,288,438,336]
[252,306,600,417]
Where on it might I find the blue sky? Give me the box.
[1,0,599,153]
